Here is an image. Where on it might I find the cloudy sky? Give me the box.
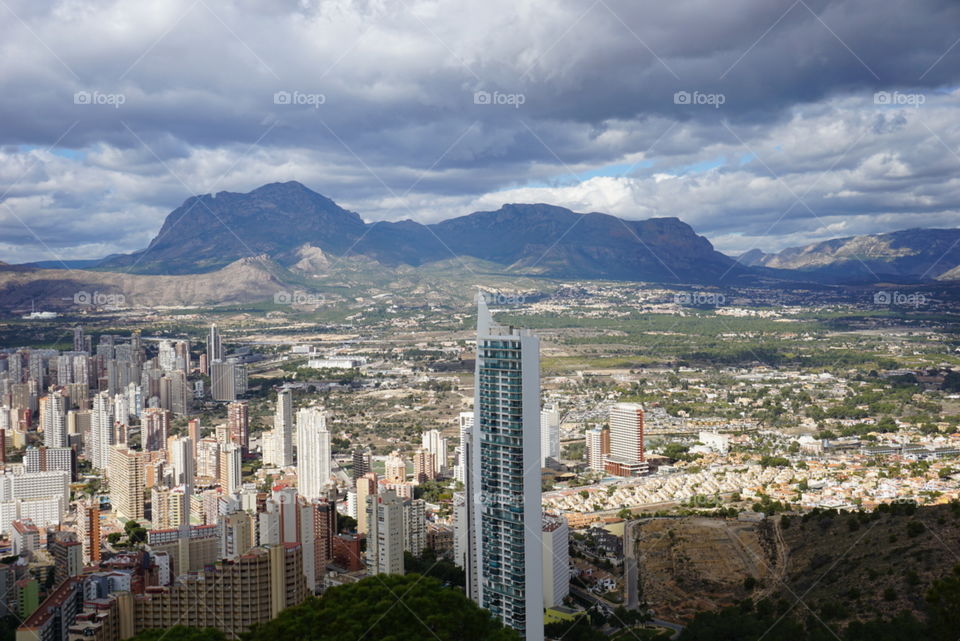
[1,0,959,264]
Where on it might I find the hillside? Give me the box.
[637,502,960,629]
[95,182,748,284]
[0,255,287,310]
[738,228,960,282]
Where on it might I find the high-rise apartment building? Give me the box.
[207,324,223,371]
[209,361,246,402]
[412,449,435,484]
[384,451,406,483]
[91,391,114,470]
[542,513,570,608]
[264,389,293,468]
[218,444,242,495]
[540,403,560,466]
[351,447,371,483]
[366,491,404,575]
[227,401,249,451]
[586,426,610,472]
[296,407,330,500]
[420,429,447,477]
[40,391,67,449]
[606,402,647,477]
[76,499,101,565]
[469,295,543,641]
[108,447,147,521]
[454,411,473,483]
[142,408,171,452]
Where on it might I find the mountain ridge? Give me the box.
[738,228,960,282]
[96,181,748,284]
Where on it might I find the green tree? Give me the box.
[927,564,960,641]
[243,574,519,641]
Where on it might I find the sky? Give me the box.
[1,0,959,264]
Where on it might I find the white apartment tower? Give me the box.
[265,388,294,468]
[91,391,114,470]
[469,294,544,641]
[296,407,331,500]
[420,429,447,477]
[542,513,570,608]
[540,403,560,466]
[367,491,404,576]
[41,391,67,449]
[607,402,647,477]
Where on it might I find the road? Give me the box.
[624,519,639,610]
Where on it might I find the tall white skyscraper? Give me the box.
[540,403,560,466]
[296,407,331,500]
[41,391,67,449]
[367,491,404,576]
[265,388,294,468]
[606,402,648,477]
[470,294,543,641]
[420,429,447,477]
[454,411,473,484]
[170,436,195,488]
[91,391,114,470]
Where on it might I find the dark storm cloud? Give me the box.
[1,0,960,263]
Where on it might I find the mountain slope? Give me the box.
[101,182,367,274]
[0,256,289,310]
[97,182,746,284]
[741,229,960,282]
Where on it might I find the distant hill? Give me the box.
[738,228,960,283]
[96,181,749,284]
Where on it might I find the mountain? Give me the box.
[101,182,367,274]
[739,228,960,282]
[97,182,747,284]
[0,256,288,310]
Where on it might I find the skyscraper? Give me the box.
[207,323,223,372]
[265,389,294,468]
[227,401,249,451]
[366,491,404,575]
[470,294,544,641]
[169,436,195,488]
[40,391,67,449]
[108,446,147,520]
[540,403,560,466]
[210,361,245,402]
[585,426,610,472]
[351,447,371,483]
[90,391,114,470]
[142,408,171,452]
[296,407,330,500]
[454,411,473,484]
[219,443,242,495]
[420,429,447,477]
[606,402,647,477]
[542,513,570,608]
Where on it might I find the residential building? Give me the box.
[470,294,544,641]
